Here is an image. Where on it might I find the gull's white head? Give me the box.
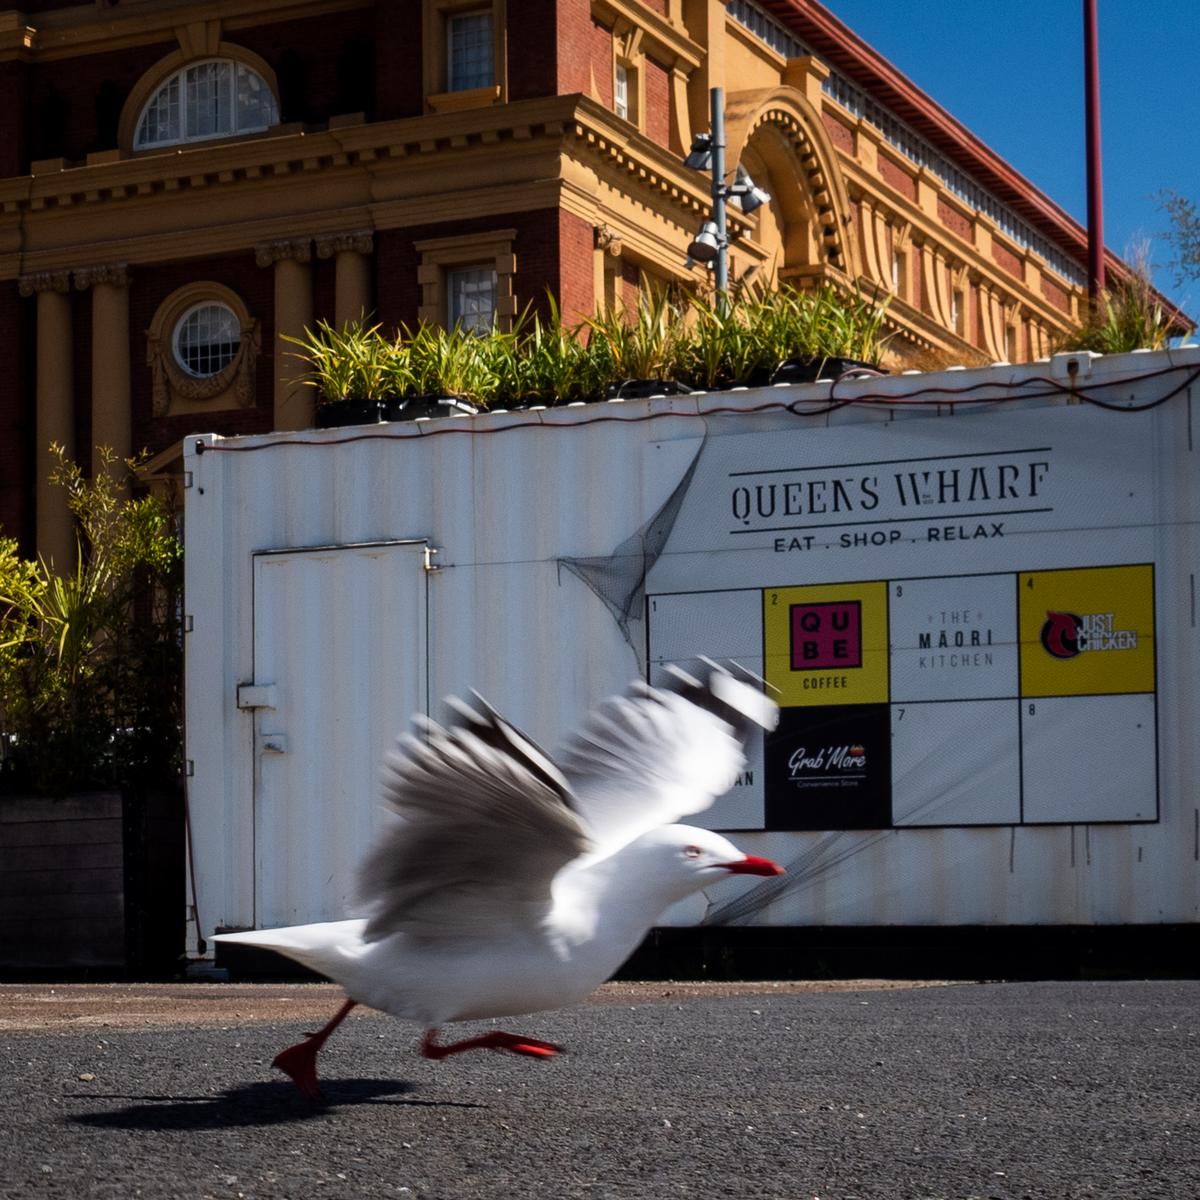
[622,824,784,906]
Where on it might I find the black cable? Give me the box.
[196,361,1200,454]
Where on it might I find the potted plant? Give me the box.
[286,319,401,428]
[585,288,691,400]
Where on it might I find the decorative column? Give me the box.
[316,231,374,329]
[18,271,75,571]
[77,264,132,482]
[256,239,314,431]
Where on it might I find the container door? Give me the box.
[250,542,428,928]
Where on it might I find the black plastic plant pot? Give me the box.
[315,399,385,428]
[768,357,887,385]
[604,378,692,401]
[384,395,479,421]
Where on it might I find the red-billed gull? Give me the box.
[214,662,782,1098]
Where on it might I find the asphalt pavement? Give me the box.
[0,979,1196,1200]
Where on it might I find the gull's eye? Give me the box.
[684,845,702,859]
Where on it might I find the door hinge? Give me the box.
[236,683,277,709]
[423,545,443,573]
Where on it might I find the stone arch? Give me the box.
[722,86,861,285]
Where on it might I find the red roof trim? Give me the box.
[754,0,1118,278]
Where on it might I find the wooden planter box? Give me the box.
[0,788,184,974]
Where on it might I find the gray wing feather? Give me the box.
[558,662,778,852]
[358,712,589,943]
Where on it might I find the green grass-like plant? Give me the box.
[287,285,893,414]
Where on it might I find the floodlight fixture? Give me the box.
[730,164,771,214]
[684,132,713,171]
[687,220,722,264]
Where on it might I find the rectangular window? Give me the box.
[448,12,494,91]
[448,266,497,333]
[952,287,965,336]
[614,63,629,120]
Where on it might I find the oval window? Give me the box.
[174,303,241,378]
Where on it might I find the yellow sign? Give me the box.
[1018,564,1155,697]
[763,581,889,706]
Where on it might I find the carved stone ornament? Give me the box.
[74,263,132,290]
[255,238,313,267]
[17,270,71,296]
[314,231,374,259]
[147,318,261,416]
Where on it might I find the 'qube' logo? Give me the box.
[790,601,862,670]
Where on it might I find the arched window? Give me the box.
[174,302,241,378]
[134,59,278,150]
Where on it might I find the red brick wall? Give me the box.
[555,0,594,95]
[0,62,29,179]
[375,1,424,119]
[26,41,169,163]
[821,110,855,155]
[129,256,275,457]
[643,56,671,149]
[557,210,596,326]
[590,18,614,109]
[938,197,972,241]
[992,239,1023,280]
[1041,275,1070,315]
[877,152,916,202]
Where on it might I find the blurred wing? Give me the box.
[557,662,778,853]
[358,696,589,943]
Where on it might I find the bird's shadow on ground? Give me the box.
[65,1078,487,1130]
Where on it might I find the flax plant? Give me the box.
[584,287,686,386]
[285,319,400,402]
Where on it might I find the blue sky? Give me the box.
[821,1,1200,313]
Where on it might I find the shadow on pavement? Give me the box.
[64,1078,488,1130]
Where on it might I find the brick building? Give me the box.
[0,0,1135,564]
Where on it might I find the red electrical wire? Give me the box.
[194,361,1200,454]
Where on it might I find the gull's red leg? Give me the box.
[420,1027,562,1060]
[272,998,358,1099]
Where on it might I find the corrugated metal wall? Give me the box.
[185,348,1200,935]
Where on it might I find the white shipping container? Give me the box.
[184,347,1200,937]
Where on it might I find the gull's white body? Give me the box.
[217,824,746,1026]
[213,663,782,1093]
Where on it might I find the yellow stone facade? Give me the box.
[0,0,1113,562]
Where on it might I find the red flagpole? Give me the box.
[1084,0,1105,303]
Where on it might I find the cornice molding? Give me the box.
[1,96,727,280]
[0,0,371,62]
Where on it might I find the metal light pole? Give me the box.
[684,88,769,310]
[709,87,729,302]
[1084,0,1105,304]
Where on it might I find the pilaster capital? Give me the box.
[18,270,71,297]
[74,263,131,290]
[255,238,313,267]
[314,230,374,259]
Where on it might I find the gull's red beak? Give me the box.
[722,855,785,877]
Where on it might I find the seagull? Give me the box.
[213,661,782,1099]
